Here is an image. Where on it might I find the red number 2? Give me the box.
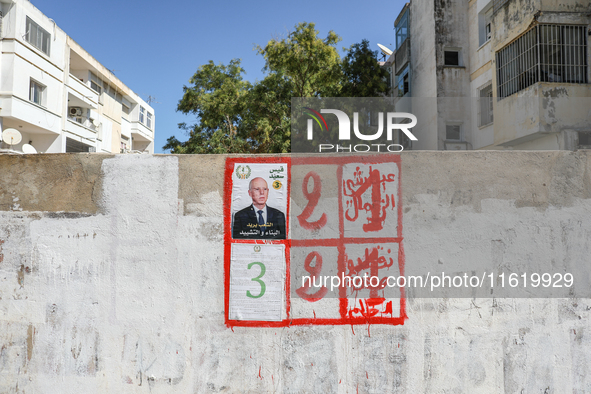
[297,172,327,231]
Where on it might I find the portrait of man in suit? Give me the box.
[232,177,286,239]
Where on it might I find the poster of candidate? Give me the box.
[231,162,288,240]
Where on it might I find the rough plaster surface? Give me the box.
[0,152,590,393]
[0,154,111,214]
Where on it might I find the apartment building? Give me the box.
[0,0,154,154]
[384,0,590,150]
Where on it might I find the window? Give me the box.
[25,17,50,55]
[90,73,103,96]
[122,104,130,115]
[446,124,462,141]
[444,50,460,66]
[478,7,493,46]
[496,24,588,98]
[29,79,45,106]
[66,137,92,153]
[147,112,153,129]
[105,84,116,99]
[121,135,130,152]
[479,84,494,127]
[139,106,145,124]
[397,65,410,97]
[395,9,409,49]
[90,81,102,94]
[579,132,591,149]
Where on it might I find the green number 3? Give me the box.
[247,262,266,298]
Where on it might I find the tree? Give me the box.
[164,59,252,154]
[165,24,391,153]
[340,39,390,97]
[242,72,292,153]
[257,22,342,98]
[166,22,343,154]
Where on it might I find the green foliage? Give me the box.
[257,22,342,98]
[164,59,252,154]
[340,39,390,97]
[165,23,389,154]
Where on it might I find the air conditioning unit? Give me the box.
[69,107,83,116]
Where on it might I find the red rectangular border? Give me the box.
[224,155,406,327]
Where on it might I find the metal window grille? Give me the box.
[496,24,588,99]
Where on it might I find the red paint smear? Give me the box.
[258,366,262,379]
[367,324,371,337]
[224,155,407,328]
[339,380,341,384]
[366,371,369,379]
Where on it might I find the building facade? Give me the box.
[0,0,154,154]
[385,0,590,151]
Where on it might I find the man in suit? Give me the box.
[232,177,286,239]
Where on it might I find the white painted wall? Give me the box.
[0,152,590,392]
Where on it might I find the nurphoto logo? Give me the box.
[292,98,419,153]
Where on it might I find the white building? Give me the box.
[0,0,154,153]
[385,0,590,151]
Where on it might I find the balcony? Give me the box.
[494,83,591,146]
[130,120,153,142]
[65,117,97,141]
[66,74,98,107]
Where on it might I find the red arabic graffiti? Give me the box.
[343,166,396,232]
[346,246,395,298]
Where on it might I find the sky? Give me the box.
[30,0,407,153]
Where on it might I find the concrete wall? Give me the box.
[1,152,591,393]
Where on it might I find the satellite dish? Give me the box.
[2,128,22,146]
[377,43,394,56]
[22,144,37,154]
